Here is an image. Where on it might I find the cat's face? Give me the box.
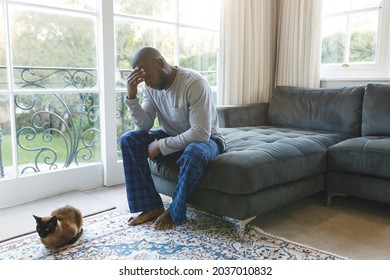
[33,215,58,238]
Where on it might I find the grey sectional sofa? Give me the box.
[150,83,389,232]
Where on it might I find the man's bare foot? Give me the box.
[128,208,165,226]
[153,209,175,230]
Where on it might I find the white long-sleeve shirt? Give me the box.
[125,67,226,155]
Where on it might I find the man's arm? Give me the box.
[125,68,156,131]
[125,92,156,131]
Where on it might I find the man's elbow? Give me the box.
[191,128,211,142]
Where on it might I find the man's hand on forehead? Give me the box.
[135,66,146,73]
[126,67,146,99]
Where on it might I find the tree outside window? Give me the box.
[321,0,381,65]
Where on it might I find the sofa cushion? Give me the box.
[362,83,390,136]
[268,86,365,136]
[328,136,390,179]
[150,126,351,195]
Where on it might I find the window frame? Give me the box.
[320,0,390,80]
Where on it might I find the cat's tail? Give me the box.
[67,228,83,245]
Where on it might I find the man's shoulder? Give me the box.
[178,67,206,82]
[177,67,211,92]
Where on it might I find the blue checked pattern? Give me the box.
[169,140,220,223]
[120,129,222,224]
[120,130,167,213]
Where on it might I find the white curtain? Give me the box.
[217,0,277,105]
[275,0,322,87]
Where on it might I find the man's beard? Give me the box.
[155,70,168,90]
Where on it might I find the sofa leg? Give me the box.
[326,191,346,207]
[238,216,257,238]
[326,191,334,207]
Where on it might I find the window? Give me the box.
[320,0,390,79]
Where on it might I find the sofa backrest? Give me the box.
[267,85,365,136]
[362,83,390,136]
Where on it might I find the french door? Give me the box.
[0,0,124,208]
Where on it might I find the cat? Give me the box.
[33,205,83,249]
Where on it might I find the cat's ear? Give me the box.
[33,215,41,222]
[49,216,58,224]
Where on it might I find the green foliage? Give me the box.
[14,92,100,150]
[0,134,13,167]
[114,0,174,19]
[115,21,175,70]
[180,51,217,86]
[322,32,345,63]
[322,31,376,64]
[1,133,101,166]
[10,9,96,68]
[350,31,376,62]
[0,70,7,90]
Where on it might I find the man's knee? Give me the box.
[120,130,150,147]
[120,131,131,145]
[180,142,209,165]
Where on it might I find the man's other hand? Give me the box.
[148,140,161,162]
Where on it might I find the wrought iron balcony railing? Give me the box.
[0,66,103,177]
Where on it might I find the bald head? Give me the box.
[132,47,164,69]
[130,47,177,90]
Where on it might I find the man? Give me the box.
[120,47,225,230]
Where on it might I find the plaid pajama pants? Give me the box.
[120,129,222,224]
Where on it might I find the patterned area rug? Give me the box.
[0,207,346,260]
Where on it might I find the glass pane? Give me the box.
[115,91,160,159]
[10,5,97,90]
[323,0,381,15]
[0,94,13,178]
[116,91,133,159]
[322,0,351,15]
[114,20,174,159]
[321,16,347,64]
[114,0,175,22]
[350,0,381,10]
[115,19,174,88]
[14,0,96,12]
[0,5,7,91]
[349,11,378,63]
[15,92,101,175]
[179,0,220,29]
[179,27,218,87]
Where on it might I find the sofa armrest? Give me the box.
[217,103,269,128]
